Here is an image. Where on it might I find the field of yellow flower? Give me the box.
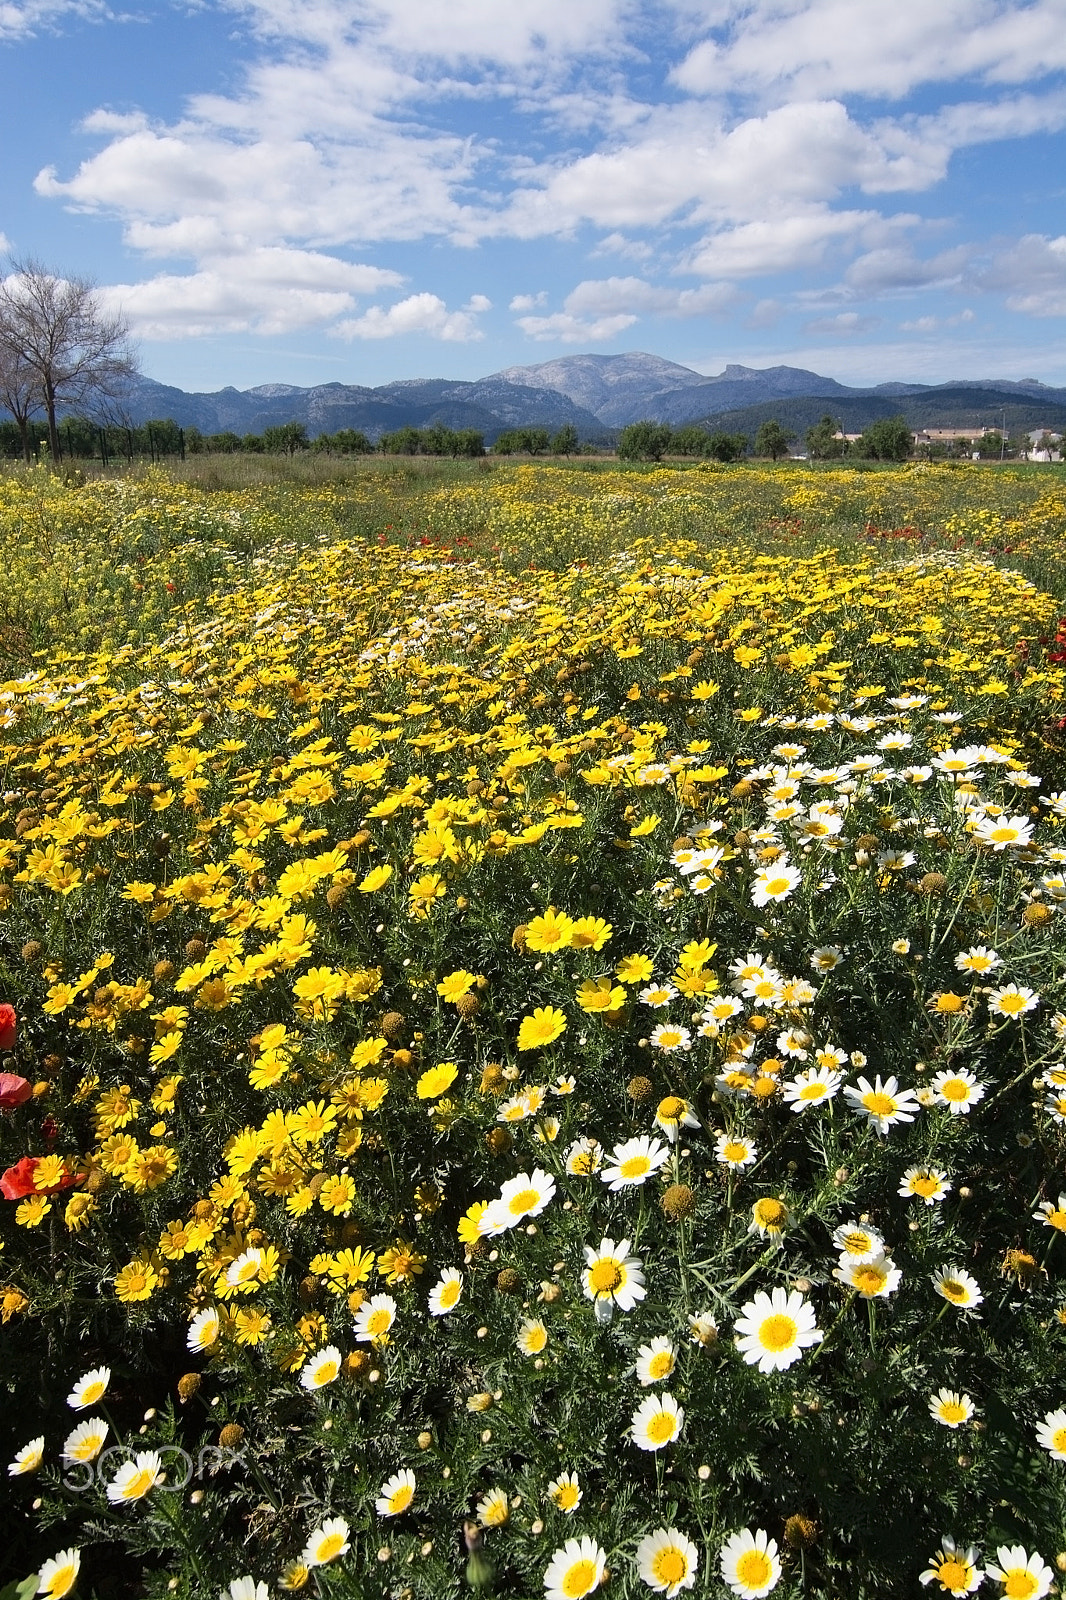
[3,460,1066,1600]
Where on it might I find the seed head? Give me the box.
[661,1183,696,1221]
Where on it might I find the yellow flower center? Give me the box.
[853,1266,886,1295]
[648,1351,674,1379]
[754,1199,788,1230]
[366,1308,392,1334]
[388,1486,413,1515]
[316,1359,339,1385]
[439,1281,460,1309]
[999,995,1027,1015]
[123,1468,156,1499]
[911,1175,939,1197]
[736,1550,774,1588]
[658,1096,685,1120]
[799,1082,827,1100]
[646,1411,676,1444]
[1049,1210,1066,1231]
[722,1141,749,1163]
[939,1400,967,1424]
[318,1532,347,1560]
[653,1548,688,1586]
[937,1558,970,1588]
[561,1559,599,1598]
[863,1091,897,1117]
[589,1260,623,1293]
[1053,1427,1066,1454]
[940,1279,967,1303]
[556,1484,580,1509]
[763,876,791,897]
[1003,1572,1039,1600]
[620,1155,651,1180]
[758,1313,797,1352]
[840,1231,871,1255]
[508,1187,541,1215]
[83,1382,106,1405]
[940,1079,970,1101]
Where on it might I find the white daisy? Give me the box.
[600,1135,670,1191]
[782,1066,842,1111]
[107,1450,165,1503]
[8,1436,44,1476]
[954,945,1002,974]
[353,1292,397,1341]
[428,1268,463,1316]
[631,1392,684,1451]
[1036,1409,1066,1461]
[375,1469,416,1517]
[224,1581,270,1600]
[649,1022,692,1053]
[831,1222,884,1263]
[931,1069,986,1114]
[919,1535,983,1595]
[636,1527,699,1597]
[300,1345,342,1391]
[654,1095,699,1143]
[483,1168,557,1233]
[720,1528,781,1598]
[639,983,677,1008]
[635,1337,677,1386]
[582,1237,645,1323]
[987,983,1039,1018]
[985,1546,1053,1600]
[61,1418,108,1464]
[734,1288,821,1373]
[564,1136,603,1176]
[36,1549,81,1600]
[929,1389,975,1429]
[67,1366,111,1410]
[476,1486,510,1528]
[714,1132,757,1168]
[547,1470,582,1513]
[843,1075,919,1134]
[302,1515,351,1565]
[931,1266,983,1310]
[833,1253,901,1299]
[750,862,802,907]
[517,1317,549,1356]
[187,1306,222,1352]
[899,1166,951,1205]
[543,1537,607,1600]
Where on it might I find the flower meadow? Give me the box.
[3,460,1066,1599]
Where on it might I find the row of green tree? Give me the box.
[615,414,926,462]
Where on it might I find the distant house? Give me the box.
[1025,428,1062,462]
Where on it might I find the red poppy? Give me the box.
[0,1005,16,1050]
[0,1073,32,1109]
[0,1156,40,1199]
[0,1155,80,1199]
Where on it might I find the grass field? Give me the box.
[2,459,1066,1600]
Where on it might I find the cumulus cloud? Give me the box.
[100,248,403,339]
[20,0,1066,349]
[899,309,975,331]
[977,233,1066,317]
[670,0,1066,101]
[332,291,489,340]
[509,292,548,310]
[513,311,638,343]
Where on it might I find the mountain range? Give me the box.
[114,354,1066,443]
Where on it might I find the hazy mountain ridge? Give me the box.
[95,355,1066,443]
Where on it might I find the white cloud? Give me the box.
[803,311,882,336]
[671,1,1066,102]
[513,310,638,342]
[99,248,403,339]
[899,309,975,331]
[332,290,488,340]
[685,209,883,279]
[0,0,112,40]
[843,244,971,295]
[562,275,738,316]
[509,291,547,310]
[978,233,1066,317]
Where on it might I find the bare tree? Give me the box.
[0,340,42,463]
[0,258,138,464]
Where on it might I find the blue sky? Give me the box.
[3,0,1066,392]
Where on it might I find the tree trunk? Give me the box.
[43,381,61,465]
